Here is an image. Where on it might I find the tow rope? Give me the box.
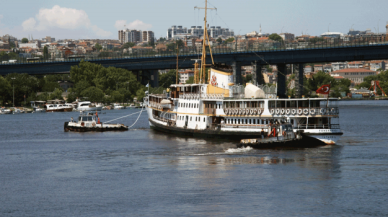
[103,108,145,129]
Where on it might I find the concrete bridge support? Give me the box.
[149,70,159,87]
[253,62,264,85]
[295,63,304,98]
[277,63,287,98]
[232,61,242,85]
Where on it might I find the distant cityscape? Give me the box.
[1,23,388,96]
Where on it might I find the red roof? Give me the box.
[332,68,375,73]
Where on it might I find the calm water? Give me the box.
[1,102,388,217]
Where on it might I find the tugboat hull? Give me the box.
[64,122,128,132]
[238,133,327,149]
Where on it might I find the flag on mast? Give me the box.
[316,84,330,94]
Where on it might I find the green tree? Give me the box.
[269,33,283,42]
[216,37,223,44]
[136,88,146,102]
[43,46,49,60]
[185,76,194,84]
[95,43,102,51]
[49,88,64,100]
[225,37,234,43]
[81,86,104,102]
[159,70,177,88]
[0,76,11,105]
[123,42,135,49]
[21,38,28,43]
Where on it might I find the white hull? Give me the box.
[77,106,102,111]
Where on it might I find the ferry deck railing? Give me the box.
[296,124,340,129]
[268,107,339,115]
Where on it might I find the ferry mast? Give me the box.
[195,0,216,84]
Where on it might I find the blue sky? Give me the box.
[1,0,388,40]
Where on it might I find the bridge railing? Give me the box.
[1,36,388,65]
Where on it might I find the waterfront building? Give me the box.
[179,70,194,84]
[279,33,295,41]
[331,62,347,71]
[166,25,234,40]
[330,68,376,85]
[369,60,386,71]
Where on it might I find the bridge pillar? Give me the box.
[277,63,287,98]
[295,63,304,98]
[253,62,264,85]
[150,70,159,87]
[232,61,242,85]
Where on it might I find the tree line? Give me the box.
[0,61,148,106]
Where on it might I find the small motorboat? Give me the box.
[64,111,128,132]
[77,101,102,111]
[113,103,124,109]
[0,108,12,114]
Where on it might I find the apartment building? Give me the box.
[119,29,154,43]
[330,68,376,85]
[167,25,234,40]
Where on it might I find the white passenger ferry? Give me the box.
[145,0,342,144]
[145,68,342,144]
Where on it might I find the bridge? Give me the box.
[1,41,388,98]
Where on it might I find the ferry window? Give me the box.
[190,117,192,121]
[203,117,206,122]
[78,117,81,121]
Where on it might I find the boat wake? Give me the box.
[225,146,253,153]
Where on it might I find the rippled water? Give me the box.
[1,103,388,216]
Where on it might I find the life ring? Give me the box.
[81,122,85,126]
[242,109,245,115]
[331,108,336,114]
[235,109,238,115]
[254,108,258,115]
[246,109,250,115]
[250,109,254,115]
[291,109,296,115]
[281,109,285,115]
[257,109,262,114]
[303,108,309,115]
[298,108,303,115]
[239,109,242,115]
[92,122,96,127]
[276,108,280,114]
[320,108,326,114]
[310,109,316,115]
[286,109,290,115]
[270,109,275,115]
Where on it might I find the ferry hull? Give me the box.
[149,119,262,140]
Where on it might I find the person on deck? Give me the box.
[261,129,265,139]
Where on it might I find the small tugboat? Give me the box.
[238,123,327,149]
[64,112,128,132]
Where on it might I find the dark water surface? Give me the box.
[1,103,388,217]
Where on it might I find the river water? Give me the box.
[1,102,387,216]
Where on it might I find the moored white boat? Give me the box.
[113,103,124,109]
[77,101,102,111]
[45,104,73,112]
[0,108,12,114]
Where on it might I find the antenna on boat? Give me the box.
[195,0,216,84]
[176,41,179,84]
[191,59,201,84]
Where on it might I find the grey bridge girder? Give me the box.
[1,45,388,91]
